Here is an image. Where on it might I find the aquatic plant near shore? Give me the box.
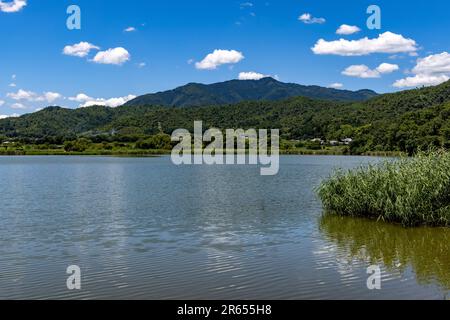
[317,150,450,227]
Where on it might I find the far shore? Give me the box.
[0,148,405,157]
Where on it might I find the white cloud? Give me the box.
[0,100,4,106]
[9,83,16,87]
[238,71,270,80]
[79,95,136,108]
[92,47,130,65]
[393,52,450,88]
[11,103,26,109]
[299,13,326,24]
[342,63,399,79]
[195,49,244,70]
[12,74,16,80]
[0,0,26,13]
[63,42,100,58]
[43,92,63,103]
[376,63,399,74]
[137,62,146,68]
[7,89,63,103]
[0,113,20,119]
[69,93,93,103]
[329,83,344,89]
[342,65,380,78]
[7,89,36,101]
[312,32,418,56]
[411,52,450,75]
[393,74,450,88]
[336,24,361,35]
[124,26,136,32]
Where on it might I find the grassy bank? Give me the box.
[317,150,450,227]
[0,145,404,157]
[0,148,344,156]
[0,144,351,156]
[0,148,170,156]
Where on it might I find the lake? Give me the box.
[0,156,448,300]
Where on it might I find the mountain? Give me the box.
[2,80,450,154]
[124,77,378,107]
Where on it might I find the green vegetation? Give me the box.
[318,150,450,227]
[125,77,377,107]
[1,80,450,155]
[0,134,351,156]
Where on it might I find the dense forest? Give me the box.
[125,77,378,107]
[1,80,450,155]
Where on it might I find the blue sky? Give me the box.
[1,0,450,117]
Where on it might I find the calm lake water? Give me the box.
[0,156,448,300]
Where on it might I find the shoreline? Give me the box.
[0,150,403,157]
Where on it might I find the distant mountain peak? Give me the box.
[125,78,378,107]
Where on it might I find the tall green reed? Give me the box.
[317,150,450,227]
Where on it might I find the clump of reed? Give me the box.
[317,150,450,227]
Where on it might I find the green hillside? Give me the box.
[1,80,450,155]
[124,77,378,107]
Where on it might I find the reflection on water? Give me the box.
[0,156,448,299]
[320,215,450,292]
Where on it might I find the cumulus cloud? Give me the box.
[376,63,400,74]
[7,89,63,103]
[43,92,63,103]
[124,26,136,32]
[336,24,361,35]
[195,49,244,70]
[312,32,418,56]
[69,93,94,103]
[238,71,270,80]
[70,93,135,107]
[393,52,450,88]
[0,0,26,13]
[298,13,326,24]
[329,83,344,89]
[79,95,136,108]
[92,47,130,65]
[342,63,399,78]
[342,65,380,78]
[0,113,20,119]
[7,89,36,101]
[393,74,450,88]
[63,42,100,58]
[411,52,450,75]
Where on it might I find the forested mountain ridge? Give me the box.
[1,80,450,154]
[124,77,378,107]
